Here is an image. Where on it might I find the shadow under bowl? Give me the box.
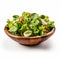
[4,26,55,46]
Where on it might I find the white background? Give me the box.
[0,0,60,60]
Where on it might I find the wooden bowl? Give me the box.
[4,26,55,46]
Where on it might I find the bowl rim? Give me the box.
[4,26,55,39]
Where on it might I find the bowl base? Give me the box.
[19,41,42,46]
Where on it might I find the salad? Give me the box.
[6,12,55,37]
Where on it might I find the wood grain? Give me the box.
[4,26,55,46]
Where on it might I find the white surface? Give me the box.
[0,0,60,60]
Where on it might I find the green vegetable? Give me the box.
[22,12,31,18]
[31,13,39,19]
[39,25,45,35]
[13,15,19,20]
[47,21,54,31]
[7,19,14,28]
[6,11,55,36]
[31,19,40,26]
[20,24,29,33]
[45,16,49,22]
[33,27,39,35]
[9,26,17,32]
[40,15,45,19]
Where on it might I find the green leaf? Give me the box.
[31,13,39,19]
[7,19,14,28]
[31,19,40,27]
[39,25,45,35]
[34,20,40,26]
[13,15,19,20]
[20,24,29,32]
[22,12,27,17]
[39,25,45,31]
[22,12,31,17]
[9,26,17,32]
[29,26,39,35]
[47,21,54,31]
[15,21,22,28]
[23,16,29,24]
[45,16,49,22]
[33,28,39,35]
[40,15,45,19]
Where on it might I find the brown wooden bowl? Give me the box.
[4,26,55,46]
